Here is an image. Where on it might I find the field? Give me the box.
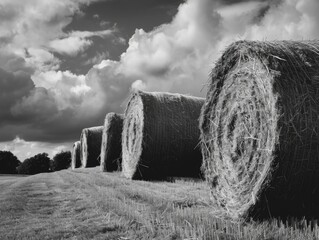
[0,168,318,240]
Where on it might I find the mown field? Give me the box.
[0,168,318,240]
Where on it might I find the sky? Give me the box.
[1,0,319,161]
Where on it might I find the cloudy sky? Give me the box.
[0,0,319,161]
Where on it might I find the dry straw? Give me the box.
[71,141,81,169]
[80,126,103,168]
[200,40,319,220]
[122,90,205,180]
[100,112,124,172]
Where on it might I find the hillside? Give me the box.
[0,168,318,240]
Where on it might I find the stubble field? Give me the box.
[0,168,318,240]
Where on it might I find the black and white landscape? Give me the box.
[1,0,319,239]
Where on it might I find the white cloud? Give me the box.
[3,0,319,161]
[71,0,319,134]
[51,145,70,157]
[70,84,91,95]
[0,0,115,69]
[87,0,319,101]
[49,37,93,56]
[31,70,91,110]
[70,29,115,39]
[88,0,223,96]
[131,80,147,91]
[93,59,117,69]
[0,0,80,70]
[0,136,70,161]
[23,48,60,71]
[47,29,119,56]
[244,0,319,40]
[29,0,319,133]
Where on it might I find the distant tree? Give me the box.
[0,151,21,174]
[51,151,71,171]
[17,153,51,175]
[50,160,54,171]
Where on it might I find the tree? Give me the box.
[17,153,51,175]
[51,151,71,171]
[0,151,21,174]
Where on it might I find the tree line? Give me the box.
[0,150,71,175]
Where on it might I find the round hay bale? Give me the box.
[200,40,319,220]
[100,112,124,172]
[122,90,205,180]
[80,126,103,168]
[71,141,81,169]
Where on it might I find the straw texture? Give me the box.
[71,141,81,169]
[122,90,205,180]
[100,113,124,172]
[200,40,319,220]
[80,126,103,168]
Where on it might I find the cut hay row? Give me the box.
[200,40,319,220]
[100,113,124,172]
[80,126,103,168]
[71,141,81,169]
[122,90,205,180]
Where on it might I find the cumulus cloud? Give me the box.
[88,0,319,101]
[31,70,91,110]
[48,29,118,56]
[245,0,319,40]
[2,0,319,160]
[70,29,115,39]
[83,0,224,102]
[0,0,116,70]
[48,37,93,56]
[131,80,147,91]
[0,0,80,71]
[24,48,60,71]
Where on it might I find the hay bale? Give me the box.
[200,40,319,220]
[122,90,205,180]
[71,141,81,169]
[80,126,103,168]
[100,113,124,172]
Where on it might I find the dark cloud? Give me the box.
[0,68,57,141]
[0,68,34,125]
[0,67,103,142]
[7,86,100,142]
[11,87,59,122]
[0,63,130,143]
[71,0,183,34]
[2,0,318,157]
[0,4,19,22]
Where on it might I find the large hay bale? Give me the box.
[200,40,319,220]
[122,90,205,180]
[100,112,124,172]
[71,141,81,169]
[80,126,103,168]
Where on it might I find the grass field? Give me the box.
[0,168,318,240]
